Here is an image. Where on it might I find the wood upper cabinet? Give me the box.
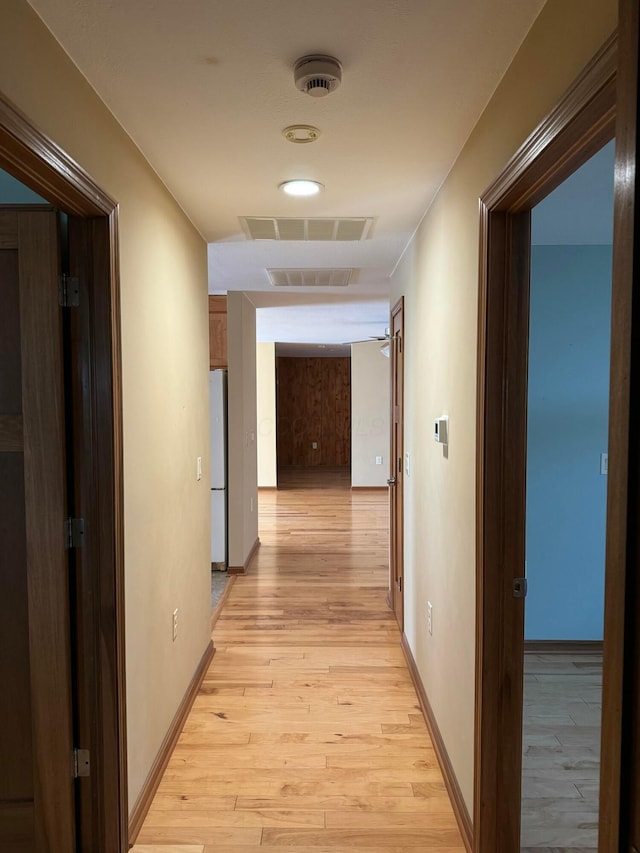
[209,295,227,369]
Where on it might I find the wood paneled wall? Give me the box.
[276,357,351,467]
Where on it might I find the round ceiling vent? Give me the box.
[282,124,321,143]
[294,55,342,98]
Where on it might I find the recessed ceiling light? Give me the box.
[279,180,324,197]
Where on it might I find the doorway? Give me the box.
[276,350,351,488]
[475,23,640,853]
[0,97,127,850]
[389,297,404,629]
[520,140,614,850]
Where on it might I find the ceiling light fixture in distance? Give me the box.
[280,179,324,197]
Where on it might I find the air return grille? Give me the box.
[241,217,373,242]
[267,268,353,287]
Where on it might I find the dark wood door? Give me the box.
[389,298,404,630]
[0,209,76,852]
[610,1,640,847]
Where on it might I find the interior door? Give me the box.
[613,2,640,846]
[389,297,404,630]
[0,208,76,851]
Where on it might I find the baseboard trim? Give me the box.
[351,486,389,491]
[128,639,215,845]
[211,575,236,630]
[524,639,604,654]
[258,486,278,491]
[400,633,473,852]
[228,537,260,575]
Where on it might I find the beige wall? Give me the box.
[0,2,212,811]
[390,0,617,812]
[351,342,390,487]
[227,293,259,566]
[256,342,277,488]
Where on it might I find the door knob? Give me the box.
[387,477,396,486]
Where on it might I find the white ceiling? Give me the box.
[250,292,390,346]
[28,0,546,342]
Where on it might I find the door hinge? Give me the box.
[397,577,402,593]
[512,577,528,599]
[59,274,80,308]
[73,748,90,778]
[65,517,85,549]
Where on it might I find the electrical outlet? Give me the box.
[427,601,433,635]
[312,441,318,449]
[600,452,608,475]
[196,456,202,481]
[376,455,383,465]
[172,608,179,642]
[405,452,410,476]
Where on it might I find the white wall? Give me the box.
[256,342,277,488]
[351,342,390,487]
[228,292,259,566]
[0,1,213,810]
[390,0,616,812]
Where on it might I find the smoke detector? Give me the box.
[294,55,342,98]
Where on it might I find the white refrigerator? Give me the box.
[210,369,228,568]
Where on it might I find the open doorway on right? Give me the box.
[521,139,615,851]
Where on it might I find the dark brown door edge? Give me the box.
[0,92,127,850]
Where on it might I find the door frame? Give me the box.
[389,297,404,627]
[474,33,622,851]
[604,3,640,846]
[0,93,127,849]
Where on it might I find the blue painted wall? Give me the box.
[0,168,46,203]
[525,244,612,640]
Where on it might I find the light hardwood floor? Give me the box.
[521,652,602,852]
[132,468,465,853]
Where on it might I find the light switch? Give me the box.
[376,455,383,465]
[196,456,202,480]
[405,452,410,476]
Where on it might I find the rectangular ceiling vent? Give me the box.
[241,217,373,242]
[267,268,353,287]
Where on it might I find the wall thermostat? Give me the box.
[434,416,449,445]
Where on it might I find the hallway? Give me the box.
[132,475,465,851]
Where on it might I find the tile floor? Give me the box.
[521,652,602,852]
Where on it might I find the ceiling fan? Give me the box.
[343,327,390,345]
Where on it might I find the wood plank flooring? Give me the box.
[132,469,465,853]
[521,652,602,852]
